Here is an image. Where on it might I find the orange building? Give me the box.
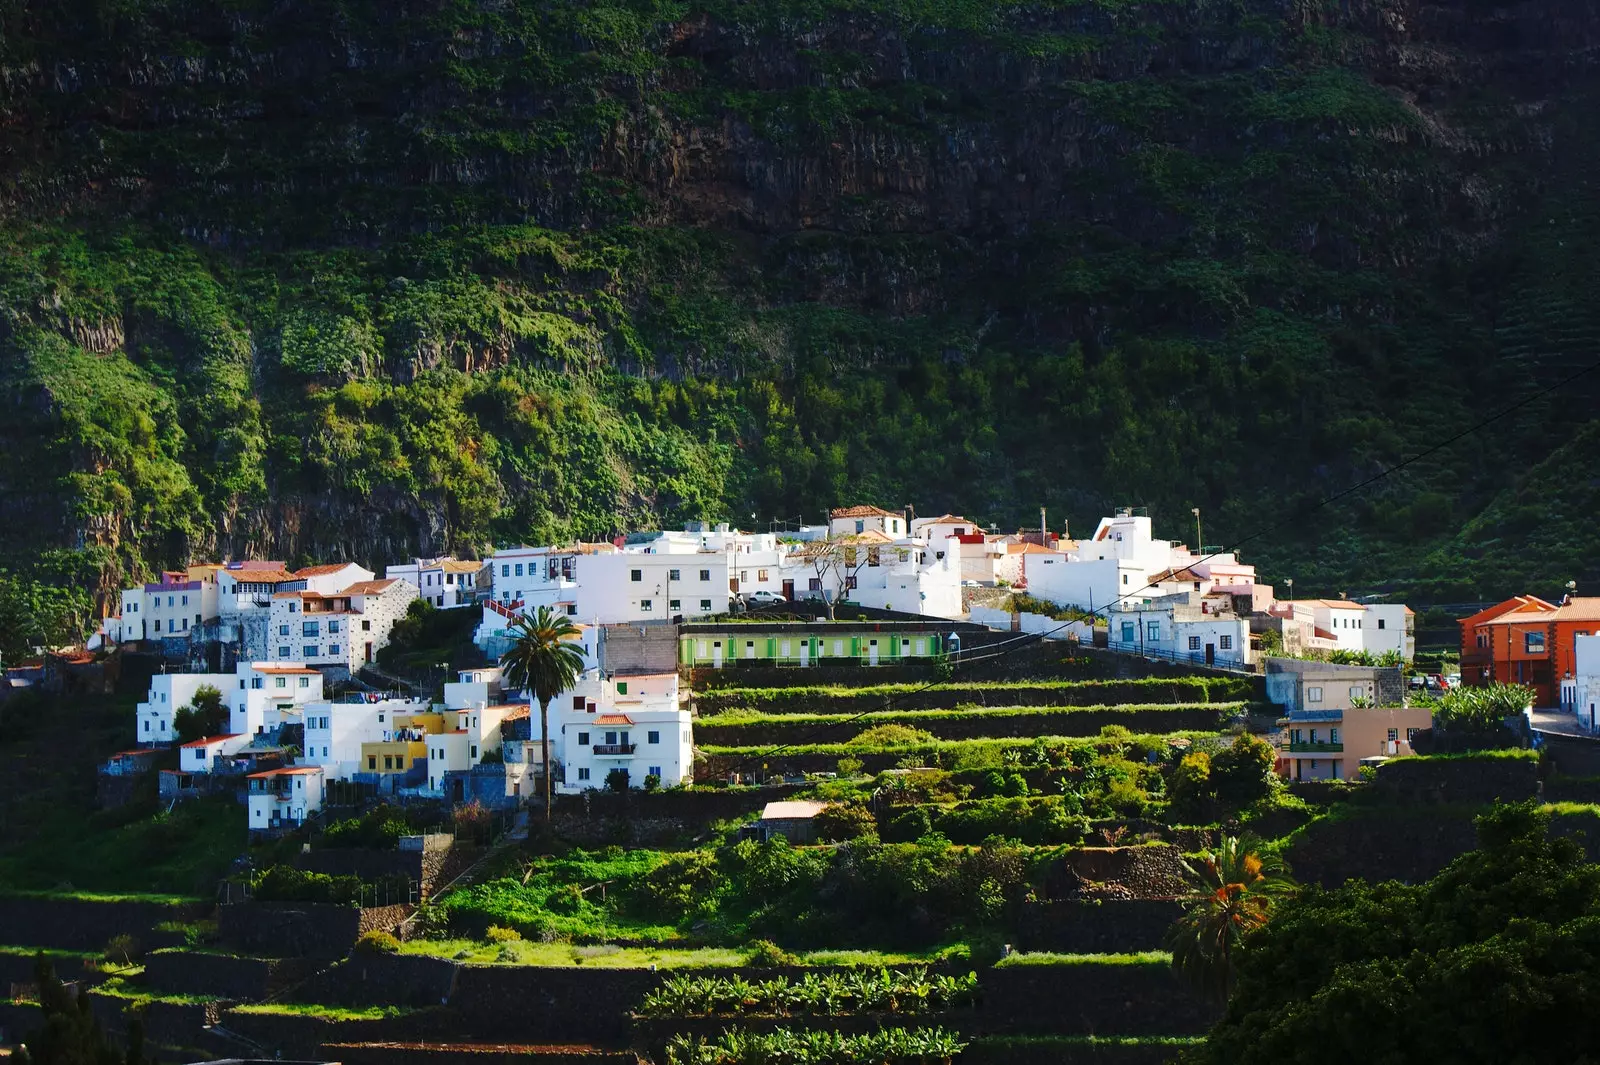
[1459,595,1600,707]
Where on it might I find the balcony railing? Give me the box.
[593,743,636,755]
[1283,741,1344,753]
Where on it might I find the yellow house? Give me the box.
[360,710,445,775]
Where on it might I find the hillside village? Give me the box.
[2,503,1598,1065]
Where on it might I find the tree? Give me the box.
[796,535,878,619]
[605,767,631,792]
[1165,835,1294,1001]
[1180,804,1600,1065]
[171,685,226,743]
[498,606,586,821]
[15,953,143,1065]
[1431,682,1531,749]
[1209,732,1277,806]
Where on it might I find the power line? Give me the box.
[714,355,1600,775]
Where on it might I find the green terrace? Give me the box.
[695,677,1259,715]
[693,702,1251,744]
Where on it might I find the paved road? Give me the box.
[1530,709,1598,740]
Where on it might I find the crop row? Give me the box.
[639,967,977,1017]
[664,1026,966,1065]
[694,703,1241,745]
[696,678,1258,716]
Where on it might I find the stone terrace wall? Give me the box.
[697,679,1247,716]
[0,896,207,950]
[326,1043,644,1065]
[219,902,362,959]
[1033,845,1190,900]
[978,963,1215,1035]
[1371,756,1539,805]
[1015,900,1185,954]
[1286,808,1481,888]
[963,1038,1186,1065]
[294,952,460,1009]
[696,705,1227,745]
[142,949,319,1001]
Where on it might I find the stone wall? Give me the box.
[293,952,459,1009]
[552,783,807,823]
[1286,807,1482,888]
[962,1037,1185,1065]
[218,902,362,958]
[1370,755,1539,805]
[141,949,318,1001]
[978,963,1215,1035]
[1015,899,1185,954]
[696,705,1226,745]
[1033,845,1190,900]
[697,679,1247,716]
[325,1043,644,1065]
[0,896,207,951]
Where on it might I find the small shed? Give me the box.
[757,799,828,844]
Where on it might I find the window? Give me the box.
[740,570,748,582]
[566,604,577,615]
[1121,622,1135,643]
[578,732,590,745]
[648,730,660,744]
[631,569,643,582]
[275,677,287,690]
[1330,727,1340,743]
[328,620,340,634]
[289,602,298,613]
[470,745,478,759]
[1307,686,1323,703]
[1406,728,1419,744]
[167,595,174,607]
[515,564,523,576]
[252,677,264,689]
[1377,618,1386,629]
[649,765,662,777]
[1220,635,1233,650]
[1387,728,1399,742]
[700,599,712,611]
[758,569,769,581]
[362,620,371,631]
[304,645,319,658]
[577,767,590,781]
[154,619,162,633]
[502,564,510,577]
[1122,573,1129,586]
[384,756,394,770]
[1525,630,1546,653]
[845,575,858,590]
[573,695,586,710]
[299,677,310,688]
[303,622,319,636]
[1348,686,1366,701]
[239,679,246,690]
[1188,636,1201,650]
[699,569,711,582]
[1147,621,1160,642]
[278,645,290,658]
[855,520,865,533]
[328,644,340,656]
[669,568,681,581]
[1477,633,1489,648]
[669,599,680,611]
[182,594,189,605]
[640,599,653,612]
[142,720,149,733]
[809,578,822,591]
[605,731,618,745]
[368,756,377,770]
[279,624,290,635]
[617,681,628,695]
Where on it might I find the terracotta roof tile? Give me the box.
[342,579,401,596]
[830,505,901,519]
[294,563,361,577]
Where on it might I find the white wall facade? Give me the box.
[302,698,428,779]
[1362,604,1416,661]
[1107,603,1251,669]
[247,768,325,832]
[232,663,324,736]
[179,733,249,773]
[136,672,234,745]
[551,671,691,792]
[387,558,482,609]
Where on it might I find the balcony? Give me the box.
[1283,741,1344,753]
[593,743,636,756]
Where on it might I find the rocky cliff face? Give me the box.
[1,0,1597,615]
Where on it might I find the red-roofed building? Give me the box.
[829,506,906,538]
[1459,595,1560,702]
[247,764,325,835]
[266,575,418,674]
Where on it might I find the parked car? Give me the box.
[743,590,785,606]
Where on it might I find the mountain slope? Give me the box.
[1,0,1597,622]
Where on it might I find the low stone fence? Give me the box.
[0,895,208,951]
[1015,899,1185,954]
[978,963,1214,1035]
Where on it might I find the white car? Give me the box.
[743,590,785,606]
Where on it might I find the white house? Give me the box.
[267,577,418,673]
[301,696,430,779]
[1106,596,1252,670]
[386,557,484,609]
[829,505,907,538]
[112,566,224,646]
[136,671,234,745]
[424,703,523,795]
[1288,600,1369,655]
[231,662,324,737]
[247,766,325,834]
[293,563,376,594]
[179,733,249,773]
[1564,634,1600,733]
[551,671,691,793]
[1361,604,1416,662]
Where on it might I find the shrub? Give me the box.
[745,939,800,968]
[850,724,935,747]
[814,802,878,842]
[644,773,662,792]
[355,930,401,955]
[836,757,864,777]
[252,865,364,905]
[485,925,522,944]
[102,934,141,968]
[1169,751,1213,817]
[1211,733,1277,806]
[606,768,632,792]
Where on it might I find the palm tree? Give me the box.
[1165,834,1295,1001]
[498,605,586,820]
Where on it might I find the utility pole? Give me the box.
[1040,507,1047,547]
[1192,507,1202,554]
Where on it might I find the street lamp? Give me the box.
[1191,508,1202,554]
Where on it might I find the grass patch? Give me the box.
[1402,749,1538,762]
[94,979,218,1006]
[970,1035,1204,1048]
[0,888,206,905]
[231,1002,413,1021]
[994,951,1171,968]
[397,938,962,968]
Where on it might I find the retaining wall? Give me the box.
[325,1042,644,1065]
[978,963,1214,1035]
[142,949,319,1001]
[697,680,1251,717]
[219,902,362,959]
[1370,756,1539,805]
[1033,845,1191,900]
[696,705,1228,746]
[1015,900,1185,954]
[1286,808,1481,888]
[962,1038,1192,1065]
[0,896,207,951]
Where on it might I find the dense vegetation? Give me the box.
[1182,803,1600,1064]
[2,0,1598,623]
